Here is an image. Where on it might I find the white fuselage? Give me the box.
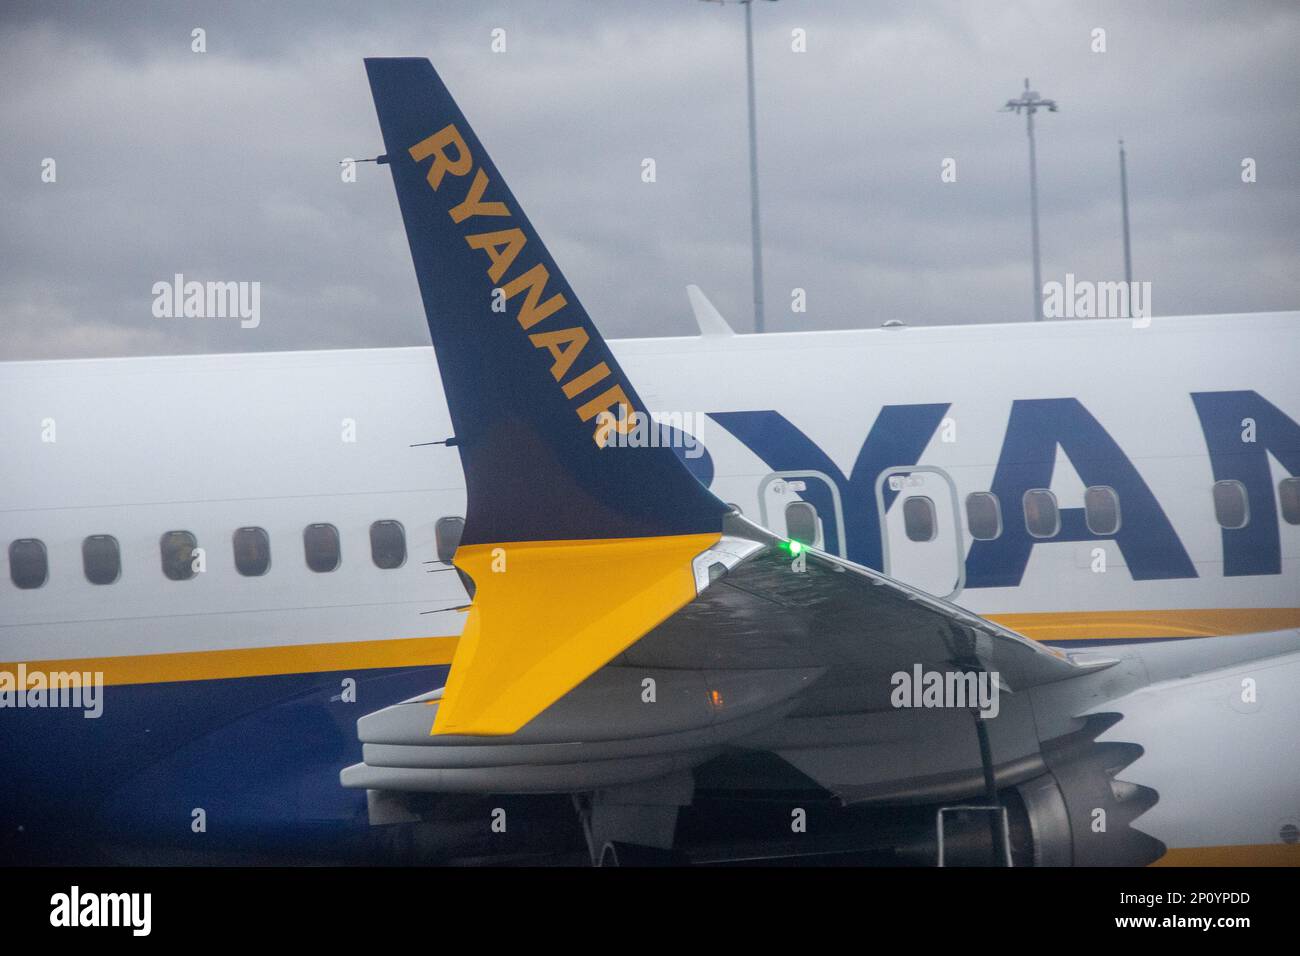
[2,312,1298,674]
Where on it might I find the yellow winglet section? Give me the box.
[433,532,720,736]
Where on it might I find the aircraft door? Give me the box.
[757,470,847,557]
[876,466,964,599]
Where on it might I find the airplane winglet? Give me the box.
[365,58,727,735]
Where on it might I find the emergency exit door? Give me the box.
[757,470,847,558]
[876,466,965,599]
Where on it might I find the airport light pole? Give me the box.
[743,0,767,333]
[1119,139,1133,285]
[702,0,775,333]
[1001,79,1058,321]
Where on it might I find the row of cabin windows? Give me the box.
[782,477,1300,546]
[11,478,1300,588]
[7,520,411,591]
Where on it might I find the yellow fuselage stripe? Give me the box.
[988,607,1300,641]
[0,635,459,687]
[2,607,1296,688]
[1154,844,1300,866]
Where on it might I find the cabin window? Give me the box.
[965,492,1002,541]
[303,523,341,573]
[161,531,200,581]
[370,520,406,569]
[1023,489,1060,538]
[1280,478,1300,526]
[233,527,271,577]
[902,496,937,542]
[9,539,48,589]
[1084,486,1121,536]
[435,516,465,564]
[785,500,819,546]
[1212,480,1249,530]
[82,535,121,585]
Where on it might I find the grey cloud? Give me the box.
[1,0,1296,359]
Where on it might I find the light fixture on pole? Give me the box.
[701,0,777,333]
[1001,79,1058,321]
[1119,139,1133,286]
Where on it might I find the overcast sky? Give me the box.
[2,0,1297,359]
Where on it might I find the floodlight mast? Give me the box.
[700,0,776,333]
[1002,78,1059,321]
[743,0,766,332]
[1119,139,1133,286]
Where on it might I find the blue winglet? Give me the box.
[365,57,725,547]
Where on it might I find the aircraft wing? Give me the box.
[341,58,1106,802]
[340,503,1111,799]
[622,511,1092,691]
